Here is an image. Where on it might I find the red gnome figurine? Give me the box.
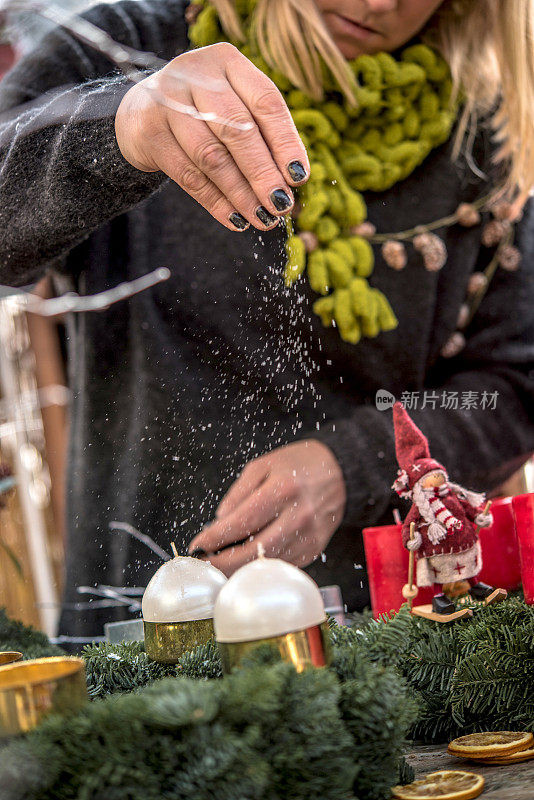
[391,402,507,618]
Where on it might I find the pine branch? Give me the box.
[176,638,222,680]
[83,640,177,698]
[83,638,222,697]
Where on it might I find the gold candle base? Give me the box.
[143,618,215,664]
[218,621,332,674]
[0,652,23,667]
[0,657,88,738]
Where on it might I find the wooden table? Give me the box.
[407,745,534,799]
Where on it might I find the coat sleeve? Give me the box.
[0,0,188,287]
[462,499,487,522]
[462,502,478,522]
[312,201,534,531]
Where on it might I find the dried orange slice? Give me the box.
[448,731,533,760]
[477,746,534,765]
[391,770,484,800]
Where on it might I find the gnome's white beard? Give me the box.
[412,482,462,545]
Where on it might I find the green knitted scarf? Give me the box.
[189,1,457,344]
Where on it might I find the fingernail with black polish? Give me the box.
[189,547,207,557]
[229,212,249,230]
[287,160,308,183]
[256,206,278,227]
[270,188,292,212]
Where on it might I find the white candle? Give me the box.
[214,555,326,643]
[142,556,227,623]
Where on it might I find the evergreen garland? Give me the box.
[1,598,533,799]
[83,638,223,698]
[335,597,534,742]
[0,651,413,800]
[83,640,176,698]
[331,644,418,800]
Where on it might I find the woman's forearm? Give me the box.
[0,0,189,286]
[0,78,166,286]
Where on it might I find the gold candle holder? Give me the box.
[0,657,88,738]
[214,551,331,675]
[144,618,215,664]
[142,548,227,664]
[218,621,332,674]
[0,651,23,667]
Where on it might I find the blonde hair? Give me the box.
[210,0,534,201]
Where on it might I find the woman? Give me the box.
[0,0,532,639]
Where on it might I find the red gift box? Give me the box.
[363,497,521,617]
[512,492,534,605]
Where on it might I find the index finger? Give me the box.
[227,58,310,186]
[189,476,287,554]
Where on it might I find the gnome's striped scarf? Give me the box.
[412,481,463,545]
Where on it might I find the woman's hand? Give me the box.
[115,43,309,231]
[188,440,346,576]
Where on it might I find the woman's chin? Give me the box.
[333,37,381,59]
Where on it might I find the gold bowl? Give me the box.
[0,656,88,738]
[0,651,23,667]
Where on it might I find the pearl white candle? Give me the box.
[214,555,326,643]
[142,556,227,623]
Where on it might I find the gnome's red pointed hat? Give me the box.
[391,402,446,497]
